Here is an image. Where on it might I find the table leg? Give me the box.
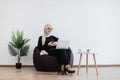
[93,54,98,76]
[77,54,82,75]
[86,54,88,73]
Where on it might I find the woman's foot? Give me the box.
[65,65,75,74]
[58,65,65,75]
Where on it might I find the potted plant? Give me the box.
[8,30,30,69]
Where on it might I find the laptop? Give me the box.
[56,40,70,49]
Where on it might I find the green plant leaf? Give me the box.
[22,38,30,47]
[15,30,24,49]
[11,31,16,46]
[8,44,18,56]
[8,30,30,57]
[20,45,30,56]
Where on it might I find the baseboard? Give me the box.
[0,64,120,67]
[0,65,34,67]
[73,64,120,67]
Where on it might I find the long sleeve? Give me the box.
[37,35,59,51]
[51,36,59,42]
[37,36,42,51]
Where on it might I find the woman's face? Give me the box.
[44,26,53,35]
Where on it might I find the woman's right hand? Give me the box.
[48,41,57,46]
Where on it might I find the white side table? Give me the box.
[77,51,98,76]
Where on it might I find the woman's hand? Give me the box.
[48,41,57,46]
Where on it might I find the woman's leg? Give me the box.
[48,49,69,65]
[57,49,75,73]
[48,49,75,74]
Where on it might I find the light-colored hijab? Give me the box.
[40,24,53,55]
[42,24,52,45]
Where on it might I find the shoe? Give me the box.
[58,65,65,75]
[65,65,75,74]
[61,70,65,75]
[58,69,66,75]
[65,68,75,74]
[58,68,61,74]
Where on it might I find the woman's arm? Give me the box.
[48,36,59,46]
[37,36,42,51]
[51,36,59,42]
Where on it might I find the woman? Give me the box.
[37,24,75,75]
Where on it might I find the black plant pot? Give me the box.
[16,63,22,69]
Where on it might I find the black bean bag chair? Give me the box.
[33,47,74,72]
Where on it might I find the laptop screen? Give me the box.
[56,40,70,49]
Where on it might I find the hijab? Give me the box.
[42,24,53,45]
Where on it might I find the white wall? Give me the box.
[0,0,120,65]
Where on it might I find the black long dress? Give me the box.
[37,35,70,66]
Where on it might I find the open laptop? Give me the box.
[56,40,70,49]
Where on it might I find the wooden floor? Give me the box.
[0,66,119,80]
